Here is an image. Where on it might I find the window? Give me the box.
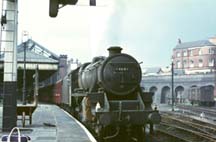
[176,61,181,68]
[176,52,181,57]
[190,60,194,67]
[198,49,202,55]
[198,59,203,67]
[209,48,215,54]
[183,60,187,67]
[209,58,214,67]
[183,51,187,56]
[189,50,193,56]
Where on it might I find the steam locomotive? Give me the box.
[61,47,161,141]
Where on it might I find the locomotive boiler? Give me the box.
[69,46,161,141]
[78,46,141,96]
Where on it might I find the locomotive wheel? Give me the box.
[98,125,146,142]
[124,125,146,142]
[98,125,119,142]
[49,0,59,17]
[98,127,105,142]
[133,126,145,142]
[71,97,80,119]
[70,106,76,116]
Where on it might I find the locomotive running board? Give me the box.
[72,92,88,97]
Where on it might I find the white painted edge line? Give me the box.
[62,109,97,142]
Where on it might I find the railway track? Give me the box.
[177,105,216,119]
[155,112,216,142]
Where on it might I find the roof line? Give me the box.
[29,39,59,60]
[174,39,216,49]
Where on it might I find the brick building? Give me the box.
[142,37,216,105]
[173,37,216,74]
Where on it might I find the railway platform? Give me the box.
[0,104,96,142]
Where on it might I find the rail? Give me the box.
[156,112,216,142]
[158,122,216,142]
[161,113,216,137]
[177,105,216,120]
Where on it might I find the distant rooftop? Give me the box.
[175,39,216,49]
[143,67,161,74]
[17,49,58,63]
[142,67,185,76]
[0,39,59,64]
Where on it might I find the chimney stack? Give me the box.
[178,38,182,44]
[107,46,122,56]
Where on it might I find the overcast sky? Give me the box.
[2,0,216,67]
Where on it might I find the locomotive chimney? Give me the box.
[108,46,122,56]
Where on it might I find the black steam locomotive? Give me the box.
[67,47,161,141]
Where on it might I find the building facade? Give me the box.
[173,37,216,74]
[141,73,215,105]
[142,37,216,105]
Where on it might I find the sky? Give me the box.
[2,0,216,68]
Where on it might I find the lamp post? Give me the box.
[22,31,29,105]
[171,61,175,111]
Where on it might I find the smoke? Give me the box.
[105,0,126,45]
[88,0,116,58]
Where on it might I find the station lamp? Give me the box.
[171,57,175,111]
[22,31,29,105]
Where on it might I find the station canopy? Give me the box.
[0,39,59,70]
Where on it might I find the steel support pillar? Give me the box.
[1,0,18,131]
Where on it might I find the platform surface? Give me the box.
[0,104,96,142]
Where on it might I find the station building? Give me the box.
[142,37,216,105]
[173,37,216,74]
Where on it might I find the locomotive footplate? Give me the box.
[95,110,161,126]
